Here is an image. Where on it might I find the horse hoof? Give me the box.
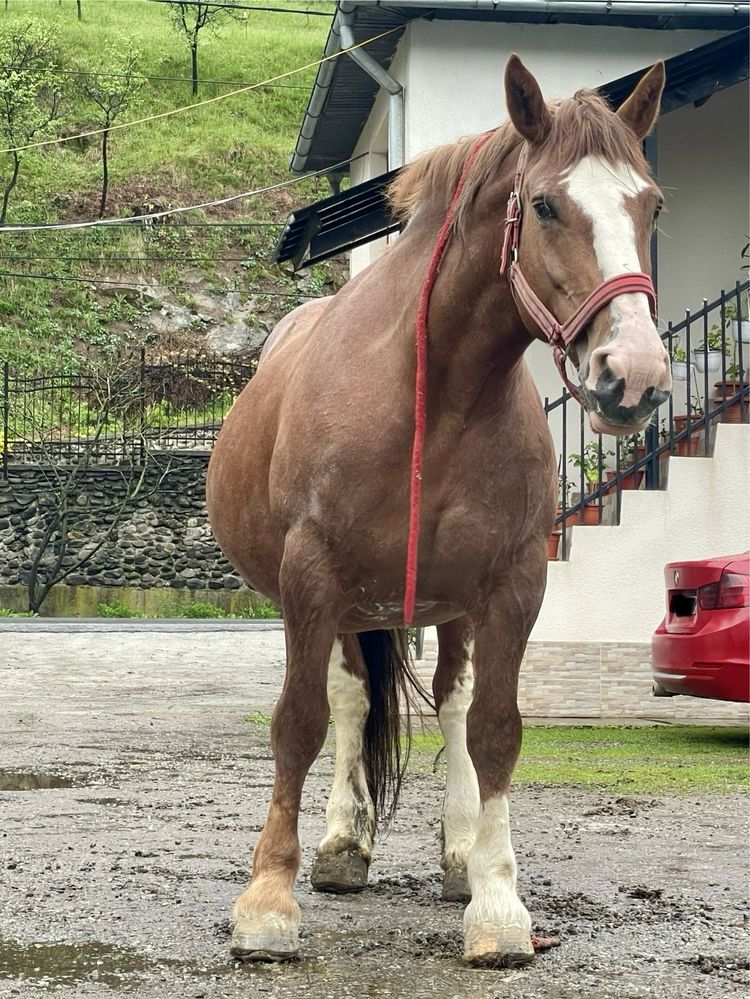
[442,867,471,903]
[230,918,299,962]
[463,924,535,969]
[310,851,369,893]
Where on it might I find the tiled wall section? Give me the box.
[418,639,749,722]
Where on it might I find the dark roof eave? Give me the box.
[293,1,749,176]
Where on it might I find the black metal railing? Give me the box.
[546,281,749,561]
[2,349,256,476]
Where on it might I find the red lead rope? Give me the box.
[403,132,495,625]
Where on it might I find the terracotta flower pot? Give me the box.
[605,469,644,490]
[671,415,701,455]
[547,529,562,561]
[560,504,601,527]
[711,396,749,425]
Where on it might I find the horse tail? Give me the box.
[356,629,434,826]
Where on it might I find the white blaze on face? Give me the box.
[564,155,669,420]
[564,155,653,326]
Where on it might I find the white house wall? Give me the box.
[403,20,722,157]
[656,82,749,320]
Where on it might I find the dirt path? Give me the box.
[0,624,748,998]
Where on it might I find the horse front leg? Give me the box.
[433,616,479,903]
[462,570,546,968]
[310,633,375,893]
[231,532,339,961]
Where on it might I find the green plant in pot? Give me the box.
[670,343,689,381]
[733,242,750,344]
[693,321,729,375]
[569,441,612,492]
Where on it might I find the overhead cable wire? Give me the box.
[0,221,285,232]
[0,270,324,296]
[148,0,333,15]
[0,153,362,233]
[0,254,280,263]
[0,25,401,156]
[39,67,311,89]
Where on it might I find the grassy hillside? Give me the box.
[0,0,340,368]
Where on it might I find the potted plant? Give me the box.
[569,441,612,492]
[692,322,727,374]
[732,242,750,344]
[712,360,749,424]
[670,343,689,381]
[605,433,645,490]
[548,475,570,558]
[672,403,703,456]
[567,443,609,524]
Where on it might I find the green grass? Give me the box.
[410,725,750,794]
[96,597,281,619]
[1,0,333,204]
[0,1,341,369]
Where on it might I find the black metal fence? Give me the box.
[547,281,749,560]
[2,350,255,475]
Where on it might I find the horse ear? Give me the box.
[504,54,552,145]
[616,62,665,139]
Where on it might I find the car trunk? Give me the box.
[662,555,738,635]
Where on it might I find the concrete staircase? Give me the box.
[418,423,750,721]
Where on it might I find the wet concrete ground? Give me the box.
[1,623,748,998]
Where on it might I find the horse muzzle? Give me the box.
[581,328,672,435]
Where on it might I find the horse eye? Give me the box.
[653,202,663,222]
[534,201,555,221]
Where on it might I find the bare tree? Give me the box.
[78,43,145,218]
[11,356,173,614]
[162,0,238,96]
[0,20,62,223]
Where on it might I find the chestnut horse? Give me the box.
[206,56,670,968]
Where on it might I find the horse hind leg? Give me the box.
[433,617,479,904]
[231,532,339,961]
[310,634,375,893]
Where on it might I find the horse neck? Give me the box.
[412,182,533,413]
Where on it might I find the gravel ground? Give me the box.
[0,624,748,999]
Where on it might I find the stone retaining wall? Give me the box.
[0,454,244,598]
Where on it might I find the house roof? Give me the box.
[275,26,749,269]
[293,0,750,175]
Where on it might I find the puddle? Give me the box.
[0,771,85,791]
[0,936,237,989]
[0,937,152,987]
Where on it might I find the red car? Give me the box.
[652,553,750,703]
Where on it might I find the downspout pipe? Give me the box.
[290,3,404,174]
[338,3,404,170]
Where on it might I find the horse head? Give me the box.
[504,55,671,435]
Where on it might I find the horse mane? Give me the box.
[388,89,650,222]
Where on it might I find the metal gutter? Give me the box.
[352,0,747,14]
[290,15,345,174]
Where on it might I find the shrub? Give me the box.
[97,600,145,618]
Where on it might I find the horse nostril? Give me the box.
[644,386,670,407]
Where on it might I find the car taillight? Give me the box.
[698,571,750,610]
